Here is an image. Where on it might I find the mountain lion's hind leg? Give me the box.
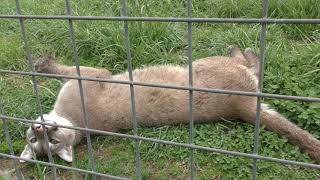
[227,45,246,61]
[244,48,259,76]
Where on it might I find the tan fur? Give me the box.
[26,47,320,162]
[35,55,111,80]
[244,48,260,76]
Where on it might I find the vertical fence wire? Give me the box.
[14,0,57,179]
[0,102,22,180]
[187,0,196,179]
[252,0,269,179]
[64,0,97,178]
[121,0,142,179]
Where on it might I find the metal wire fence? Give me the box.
[0,0,320,179]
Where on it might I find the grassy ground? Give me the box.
[0,0,320,179]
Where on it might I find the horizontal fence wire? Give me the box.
[0,15,320,24]
[1,115,320,170]
[1,70,320,103]
[1,1,320,179]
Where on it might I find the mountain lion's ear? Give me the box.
[57,146,73,162]
[20,144,34,163]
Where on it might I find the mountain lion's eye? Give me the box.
[30,137,37,143]
[50,139,60,144]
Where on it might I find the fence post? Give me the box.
[64,0,97,179]
[121,0,142,179]
[252,0,269,179]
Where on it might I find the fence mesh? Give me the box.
[0,0,320,179]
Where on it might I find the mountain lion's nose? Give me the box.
[35,126,44,134]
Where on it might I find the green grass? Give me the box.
[1,0,320,179]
